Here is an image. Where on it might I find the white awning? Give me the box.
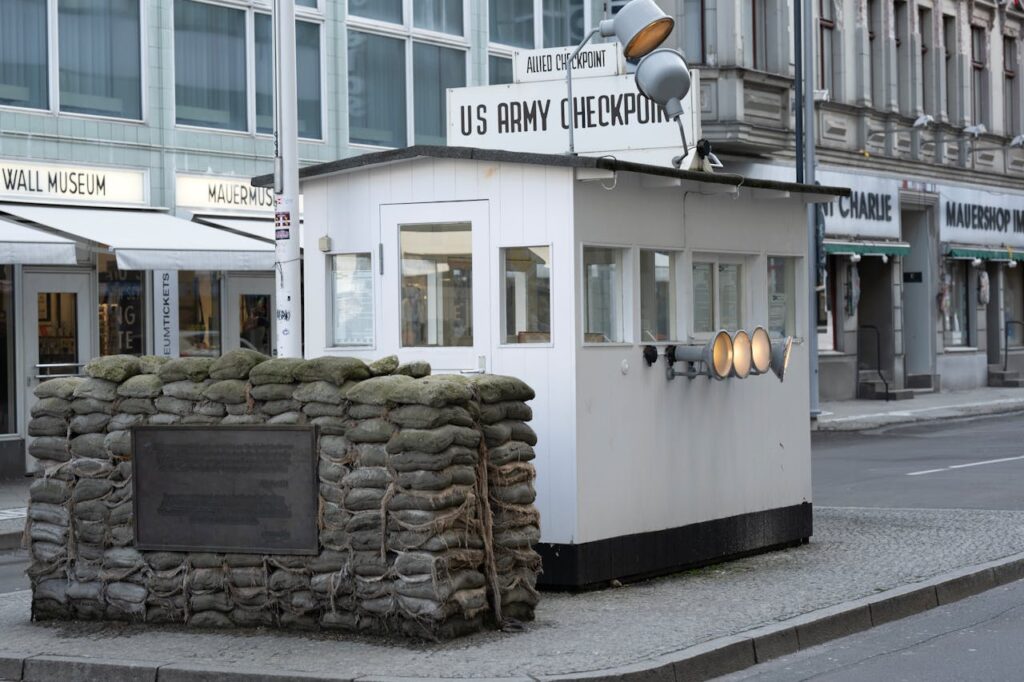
[0,219,79,265]
[0,203,274,271]
[194,215,305,249]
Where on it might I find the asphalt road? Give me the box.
[0,550,28,595]
[721,574,1024,682]
[812,412,1024,510]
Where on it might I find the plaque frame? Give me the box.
[131,424,319,555]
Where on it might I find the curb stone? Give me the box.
[814,399,1024,432]
[3,552,1024,682]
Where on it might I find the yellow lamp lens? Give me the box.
[624,17,675,59]
[732,331,752,379]
[750,327,771,374]
[711,331,734,379]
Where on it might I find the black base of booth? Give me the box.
[0,439,24,480]
[535,502,813,590]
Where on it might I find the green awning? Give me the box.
[823,239,911,256]
[945,245,1024,261]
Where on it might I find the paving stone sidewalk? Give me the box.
[816,386,1024,431]
[2,506,1024,680]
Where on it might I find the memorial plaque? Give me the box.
[133,425,318,554]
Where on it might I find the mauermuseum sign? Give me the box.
[133,425,318,554]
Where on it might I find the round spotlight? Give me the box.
[604,0,676,61]
[710,330,734,380]
[731,330,752,379]
[634,48,691,119]
[750,326,771,375]
[771,336,794,382]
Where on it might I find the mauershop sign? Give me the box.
[940,185,1024,247]
[447,73,697,157]
[0,159,147,205]
[816,170,900,240]
[513,43,620,83]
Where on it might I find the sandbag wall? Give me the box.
[25,350,540,639]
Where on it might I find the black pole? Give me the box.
[794,0,803,183]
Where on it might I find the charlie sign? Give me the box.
[447,74,696,157]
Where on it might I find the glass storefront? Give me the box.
[0,267,14,434]
[98,254,145,356]
[238,293,272,355]
[178,271,222,357]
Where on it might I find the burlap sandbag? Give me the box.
[248,357,304,385]
[85,355,141,383]
[158,357,215,383]
[209,349,269,380]
[368,355,399,376]
[34,376,84,400]
[74,378,119,402]
[31,397,72,418]
[161,380,212,401]
[294,357,370,385]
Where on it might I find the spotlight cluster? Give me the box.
[657,327,793,383]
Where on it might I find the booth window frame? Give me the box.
[328,251,376,350]
[637,247,684,345]
[580,243,632,347]
[690,253,747,340]
[346,0,470,149]
[499,244,554,347]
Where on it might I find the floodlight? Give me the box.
[770,336,794,382]
[597,0,676,61]
[635,49,691,120]
[731,331,752,379]
[749,326,772,375]
[667,330,734,380]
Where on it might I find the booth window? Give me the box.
[768,256,796,337]
[400,223,473,347]
[348,2,467,148]
[692,260,743,333]
[640,249,677,342]
[332,253,374,347]
[583,246,626,343]
[98,254,145,357]
[502,246,551,344]
[0,266,14,435]
[1005,266,1024,347]
[178,271,222,357]
[942,260,970,348]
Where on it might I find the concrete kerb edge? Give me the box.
[814,398,1024,432]
[4,552,1024,682]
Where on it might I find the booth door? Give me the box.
[22,269,95,468]
[225,275,276,357]
[380,201,491,374]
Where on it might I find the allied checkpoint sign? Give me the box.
[447,46,699,163]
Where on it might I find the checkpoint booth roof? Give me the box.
[253,145,848,588]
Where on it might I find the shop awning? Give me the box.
[0,203,275,271]
[193,215,305,249]
[0,219,78,265]
[823,239,911,257]
[945,245,1024,261]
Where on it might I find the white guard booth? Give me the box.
[277,146,846,588]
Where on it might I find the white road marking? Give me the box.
[907,455,1024,476]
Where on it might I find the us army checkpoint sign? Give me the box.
[446,73,698,158]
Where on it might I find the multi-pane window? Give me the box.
[583,247,626,343]
[332,253,374,347]
[918,7,933,115]
[348,1,467,148]
[971,26,988,127]
[942,260,970,347]
[767,256,796,337]
[819,0,835,92]
[681,0,704,64]
[1,0,142,119]
[944,15,957,122]
[400,223,473,347]
[1005,37,1019,136]
[744,0,770,70]
[895,0,910,113]
[640,250,677,342]
[867,0,882,107]
[502,246,551,344]
[692,260,744,333]
[488,0,590,84]
[174,0,323,138]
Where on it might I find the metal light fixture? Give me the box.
[749,326,772,375]
[666,330,734,381]
[731,330,753,378]
[770,336,794,382]
[634,48,692,166]
[566,0,674,153]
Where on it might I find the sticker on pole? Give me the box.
[275,211,291,228]
[276,229,290,240]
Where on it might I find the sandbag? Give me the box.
[158,357,215,383]
[249,383,296,401]
[210,349,269,380]
[368,355,399,376]
[394,361,431,378]
[70,433,108,459]
[34,376,84,399]
[31,397,72,418]
[248,357,304,385]
[202,379,248,404]
[293,381,345,405]
[74,378,119,402]
[85,355,142,383]
[28,437,69,462]
[70,412,110,434]
[71,397,114,416]
[344,375,413,406]
[114,371,164,398]
[161,380,212,401]
[28,416,67,437]
[388,376,474,408]
[294,357,370,385]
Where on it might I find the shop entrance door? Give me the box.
[22,269,95,467]
[225,275,276,357]
[379,201,491,374]
[902,209,936,382]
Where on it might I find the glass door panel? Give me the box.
[37,292,80,377]
[225,275,275,356]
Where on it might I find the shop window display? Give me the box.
[1005,267,1024,346]
[98,254,144,356]
[178,271,221,357]
[942,260,970,347]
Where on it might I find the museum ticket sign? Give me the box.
[0,159,147,205]
[133,425,318,554]
[446,73,697,157]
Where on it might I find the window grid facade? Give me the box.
[1005,35,1020,136]
[971,25,988,127]
[486,0,591,85]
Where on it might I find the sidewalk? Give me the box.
[0,478,28,551]
[2,506,1024,681]
[816,386,1024,431]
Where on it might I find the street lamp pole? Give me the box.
[273,0,302,358]
[803,0,820,417]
